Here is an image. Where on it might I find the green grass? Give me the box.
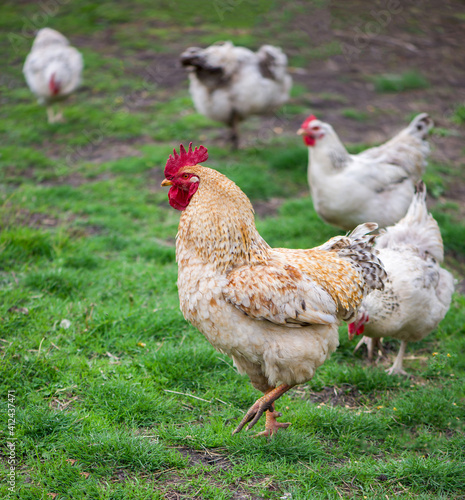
[452,104,465,125]
[373,71,430,93]
[1,1,465,499]
[341,108,370,121]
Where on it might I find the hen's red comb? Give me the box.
[301,114,317,128]
[165,143,208,177]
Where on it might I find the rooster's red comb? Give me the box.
[165,143,208,177]
[301,114,317,129]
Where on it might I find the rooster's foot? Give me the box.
[232,397,271,435]
[232,384,291,435]
[254,410,291,438]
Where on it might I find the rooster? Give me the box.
[180,41,292,149]
[348,182,454,375]
[161,143,386,437]
[298,113,433,230]
[23,28,83,123]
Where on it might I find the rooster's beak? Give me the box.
[161,179,172,187]
[297,128,305,135]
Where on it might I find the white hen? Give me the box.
[23,28,83,123]
[180,41,292,149]
[298,113,433,230]
[348,182,454,376]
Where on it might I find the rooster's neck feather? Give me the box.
[177,166,270,272]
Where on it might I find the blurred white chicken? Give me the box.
[298,113,433,230]
[348,182,454,375]
[180,41,292,149]
[23,28,83,123]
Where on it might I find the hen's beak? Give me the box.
[297,128,305,135]
[348,325,356,341]
[161,179,172,187]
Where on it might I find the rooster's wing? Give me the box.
[224,260,338,327]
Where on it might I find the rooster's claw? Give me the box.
[232,399,271,435]
[232,384,292,436]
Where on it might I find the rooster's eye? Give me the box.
[312,126,320,131]
[182,174,189,179]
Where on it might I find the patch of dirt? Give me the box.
[162,477,267,500]
[46,136,151,167]
[114,469,130,483]
[175,446,233,471]
[40,172,114,188]
[445,182,465,205]
[69,224,104,237]
[292,384,377,408]
[2,165,42,184]
[252,197,286,218]
[2,207,69,228]
[86,142,144,164]
[1,206,103,236]
[156,447,273,499]
[74,26,187,90]
[130,51,188,91]
[49,394,79,412]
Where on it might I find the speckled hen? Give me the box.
[349,182,454,375]
[180,42,292,149]
[161,143,386,437]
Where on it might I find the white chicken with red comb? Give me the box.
[161,143,386,437]
[298,113,433,231]
[23,28,83,124]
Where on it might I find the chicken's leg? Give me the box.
[232,384,292,436]
[354,336,384,362]
[47,104,65,124]
[46,106,56,123]
[54,103,64,123]
[386,340,408,376]
[228,111,240,150]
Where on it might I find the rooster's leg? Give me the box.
[386,340,408,376]
[232,384,292,435]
